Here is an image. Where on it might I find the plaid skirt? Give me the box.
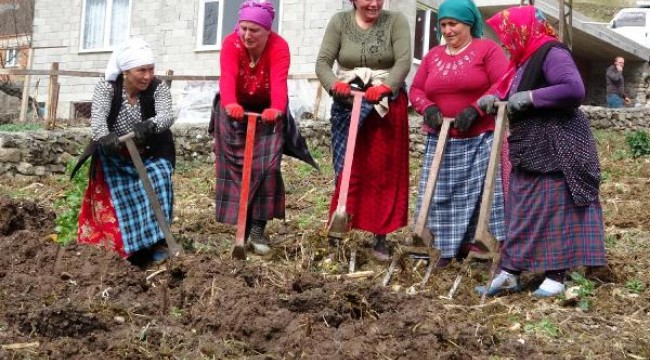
[100,152,174,255]
[213,102,285,224]
[500,170,606,272]
[415,132,506,258]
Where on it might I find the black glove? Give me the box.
[423,105,443,128]
[133,119,156,141]
[477,95,499,115]
[454,106,480,132]
[507,91,534,117]
[97,133,121,154]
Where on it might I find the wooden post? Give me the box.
[46,62,59,128]
[165,69,174,87]
[19,48,34,122]
[558,0,574,49]
[313,86,323,119]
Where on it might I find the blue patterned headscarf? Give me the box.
[438,0,484,38]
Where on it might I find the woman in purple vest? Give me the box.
[476,6,607,297]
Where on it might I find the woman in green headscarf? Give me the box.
[409,0,509,267]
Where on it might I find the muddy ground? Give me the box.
[0,129,649,359]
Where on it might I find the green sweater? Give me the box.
[315,10,412,92]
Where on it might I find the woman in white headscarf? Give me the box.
[73,38,175,268]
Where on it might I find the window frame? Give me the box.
[79,0,133,53]
[413,4,439,64]
[196,0,223,51]
[4,48,18,67]
[195,0,283,52]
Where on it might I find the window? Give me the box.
[4,48,18,67]
[612,11,647,28]
[197,0,281,50]
[414,5,439,62]
[81,0,131,50]
[72,101,92,121]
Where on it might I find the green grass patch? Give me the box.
[569,272,596,311]
[54,161,89,246]
[0,123,43,132]
[524,318,560,338]
[625,279,645,294]
[626,130,650,159]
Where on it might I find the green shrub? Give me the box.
[625,279,645,294]
[570,271,596,311]
[54,161,89,246]
[524,319,559,337]
[626,130,650,158]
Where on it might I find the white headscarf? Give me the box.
[104,38,155,81]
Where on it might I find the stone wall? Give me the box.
[2,107,650,179]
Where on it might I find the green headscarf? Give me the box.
[438,0,483,39]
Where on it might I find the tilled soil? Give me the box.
[0,189,649,359]
[1,130,650,359]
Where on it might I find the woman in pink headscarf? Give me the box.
[476,6,606,297]
[212,0,317,255]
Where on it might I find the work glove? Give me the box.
[507,91,534,118]
[477,94,499,115]
[133,119,156,141]
[364,84,392,104]
[329,81,351,101]
[97,133,121,154]
[454,106,480,132]
[261,108,283,124]
[423,105,443,128]
[225,103,245,121]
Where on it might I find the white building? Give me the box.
[29,0,650,121]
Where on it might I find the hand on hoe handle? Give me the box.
[454,106,480,132]
[225,103,245,121]
[330,81,351,101]
[364,84,392,104]
[98,133,121,154]
[261,108,283,124]
[423,105,443,128]
[477,95,499,115]
[133,119,156,141]
[507,91,533,118]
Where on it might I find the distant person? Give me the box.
[606,56,631,108]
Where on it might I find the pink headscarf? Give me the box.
[486,6,558,97]
[238,0,275,30]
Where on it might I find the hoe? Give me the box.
[231,112,260,260]
[382,117,452,287]
[446,102,508,302]
[327,89,365,240]
[119,132,182,258]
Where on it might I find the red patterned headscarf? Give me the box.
[486,6,558,97]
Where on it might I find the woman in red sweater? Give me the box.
[213,0,316,255]
[409,0,508,267]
